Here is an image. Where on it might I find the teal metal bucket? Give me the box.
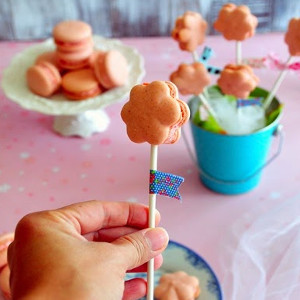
[189,88,283,194]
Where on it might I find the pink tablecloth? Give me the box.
[1,34,300,299]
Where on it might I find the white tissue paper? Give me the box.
[221,195,300,300]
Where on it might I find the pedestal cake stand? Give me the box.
[2,36,145,138]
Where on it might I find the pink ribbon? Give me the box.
[242,54,300,72]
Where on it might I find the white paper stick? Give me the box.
[192,51,199,62]
[198,93,219,122]
[263,55,293,111]
[236,41,242,65]
[192,51,221,125]
[147,144,158,300]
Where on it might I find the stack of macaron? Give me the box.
[0,233,14,300]
[26,20,129,101]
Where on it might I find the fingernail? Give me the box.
[144,227,169,251]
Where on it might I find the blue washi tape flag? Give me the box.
[198,46,222,75]
[149,170,184,201]
[236,97,263,108]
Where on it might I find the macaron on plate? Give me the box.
[1,36,145,136]
[126,240,223,300]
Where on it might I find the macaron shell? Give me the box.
[285,18,300,56]
[26,62,62,97]
[35,51,61,70]
[163,82,190,144]
[0,265,10,300]
[62,68,102,100]
[57,44,94,70]
[88,50,105,69]
[53,20,93,52]
[95,50,128,89]
[121,81,189,145]
[0,233,14,270]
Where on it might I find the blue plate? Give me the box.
[126,240,222,299]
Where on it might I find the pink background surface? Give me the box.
[1,34,300,298]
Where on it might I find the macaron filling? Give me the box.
[58,58,90,68]
[63,85,101,99]
[54,36,93,48]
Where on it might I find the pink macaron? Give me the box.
[0,265,10,300]
[94,50,129,89]
[0,233,14,270]
[35,51,60,70]
[57,46,93,70]
[53,20,93,53]
[62,68,102,100]
[26,62,62,97]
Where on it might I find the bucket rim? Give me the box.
[189,86,282,137]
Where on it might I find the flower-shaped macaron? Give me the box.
[121,81,190,145]
[172,11,207,52]
[214,3,258,41]
[285,18,300,56]
[217,64,259,98]
[170,62,211,95]
[154,271,201,300]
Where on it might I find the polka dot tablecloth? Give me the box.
[1,35,300,299]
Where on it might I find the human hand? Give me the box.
[7,200,169,300]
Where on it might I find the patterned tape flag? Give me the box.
[236,97,263,108]
[198,46,222,75]
[149,170,184,201]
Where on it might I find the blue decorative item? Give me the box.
[149,170,184,201]
[198,46,222,75]
[236,97,263,108]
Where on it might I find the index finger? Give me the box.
[54,200,161,235]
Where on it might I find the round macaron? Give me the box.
[88,50,104,69]
[53,20,93,53]
[94,50,129,89]
[62,68,102,100]
[35,51,60,70]
[26,62,62,97]
[0,265,10,300]
[0,233,14,270]
[57,46,93,70]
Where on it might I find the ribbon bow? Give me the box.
[243,53,300,73]
[198,46,222,75]
[149,170,184,201]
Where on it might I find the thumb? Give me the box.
[112,227,169,270]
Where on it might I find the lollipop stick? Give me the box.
[192,51,199,62]
[236,41,242,65]
[197,93,219,122]
[192,51,220,124]
[147,144,158,300]
[263,55,293,111]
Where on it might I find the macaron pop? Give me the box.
[121,81,189,300]
[214,3,258,65]
[170,62,211,95]
[217,64,259,98]
[171,11,221,126]
[154,271,201,300]
[172,11,207,53]
[284,18,300,56]
[121,81,189,145]
[263,17,300,110]
[214,3,258,41]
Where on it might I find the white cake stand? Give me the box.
[1,36,145,137]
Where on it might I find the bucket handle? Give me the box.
[183,124,284,185]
